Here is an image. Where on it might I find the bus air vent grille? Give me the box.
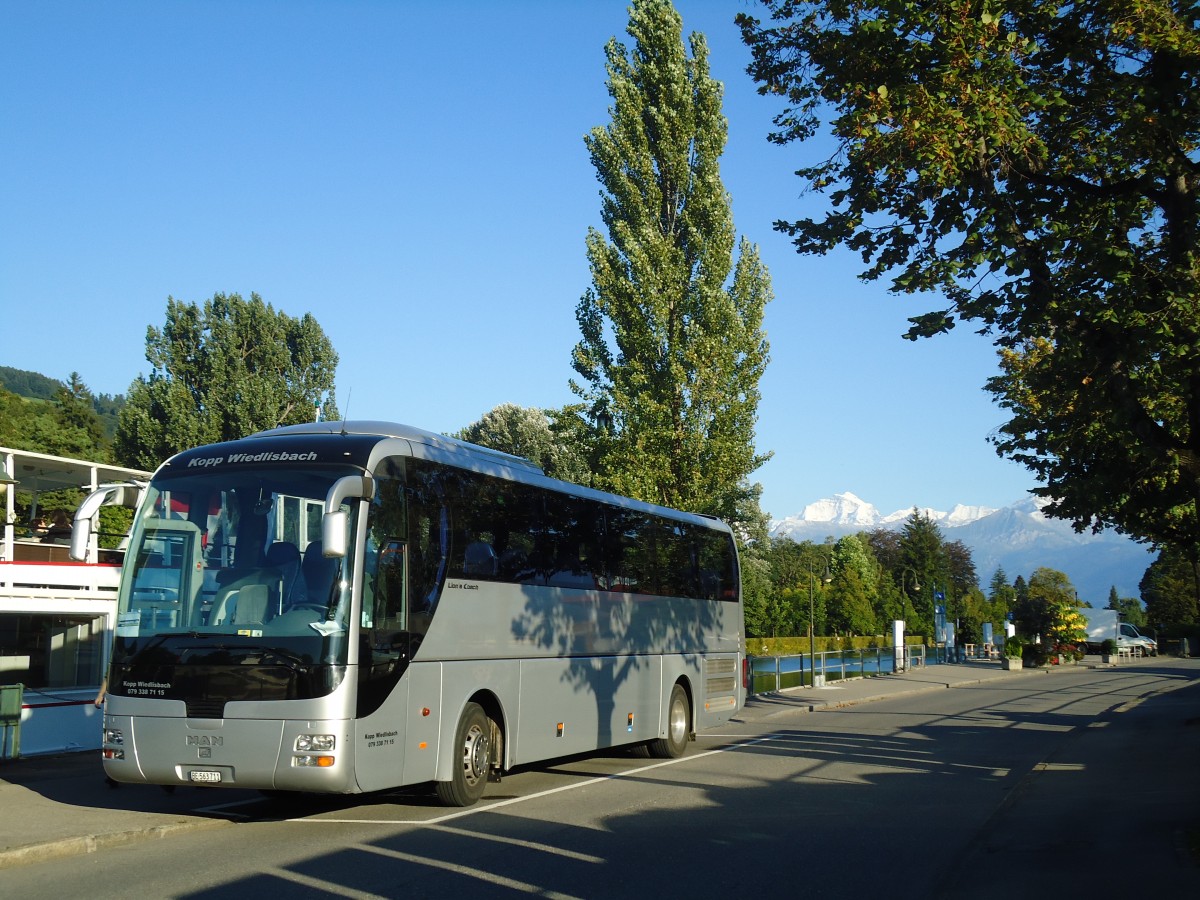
[705,657,737,698]
[186,699,226,718]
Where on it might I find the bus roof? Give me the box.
[160,421,732,536]
[251,420,545,476]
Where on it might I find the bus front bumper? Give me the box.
[101,714,357,793]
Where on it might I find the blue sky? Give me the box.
[0,0,1038,520]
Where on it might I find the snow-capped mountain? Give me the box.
[769,492,1152,603]
[774,492,1000,532]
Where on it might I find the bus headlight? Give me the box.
[295,734,336,752]
[104,727,124,745]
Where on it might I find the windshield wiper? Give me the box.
[221,644,312,669]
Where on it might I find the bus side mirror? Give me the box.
[69,519,92,562]
[69,482,143,561]
[322,510,349,559]
[321,474,374,559]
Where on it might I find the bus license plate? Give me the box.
[189,770,222,784]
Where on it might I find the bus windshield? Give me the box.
[111,464,360,680]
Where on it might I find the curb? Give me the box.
[744,665,1062,716]
[0,816,230,871]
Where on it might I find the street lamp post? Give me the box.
[934,585,947,663]
[809,560,832,687]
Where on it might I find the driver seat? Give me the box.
[266,541,306,612]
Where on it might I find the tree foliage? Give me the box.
[988,566,1015,605]
[899,509,948,634]
[114,293,339,469]
[1017,566,1086,646]
[1107,587,1148,629]
[759,538,833,637]
[454,403,594,484]
[52,373,107,458]
[740,551,776,638]
[943,539,978,616]
[573,0,772,529]
[1140,545,1200,628]
[0,373,109,460]
[986,566,1016,625]
[0,366,62,400]
[2,367,125,440]
[827,535,878,636]
[956,587,990,645]
[738,1,1200,548]
[755,522,1100,645]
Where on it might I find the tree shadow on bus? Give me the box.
[510,579,725,750]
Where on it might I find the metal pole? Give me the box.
[808,561,815,688]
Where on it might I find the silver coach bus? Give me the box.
[87,421,745,806]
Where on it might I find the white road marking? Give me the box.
[278,735,779,826]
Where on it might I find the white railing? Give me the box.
[0,560,121,601]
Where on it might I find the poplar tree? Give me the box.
[572,0,772,526]
[828,534,879,635]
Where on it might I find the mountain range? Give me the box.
[769,492,1153,603]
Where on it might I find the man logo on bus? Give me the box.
[186,735,223,747]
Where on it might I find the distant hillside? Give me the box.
[0,365,61,401]
[0,365,125,439]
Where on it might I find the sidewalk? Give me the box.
[742,657,1053,717]
[0,749,249,869]
[0,660,1092,870]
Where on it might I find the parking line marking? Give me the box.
[280,735,779,826]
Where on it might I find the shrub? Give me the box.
[1022,642,1053,667]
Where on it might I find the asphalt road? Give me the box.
[4,664,1196,899]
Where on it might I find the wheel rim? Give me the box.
[668,693,687,745]
[461,721,488,787]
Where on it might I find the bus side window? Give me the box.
[374,540,408,633]
[359,530,412,714]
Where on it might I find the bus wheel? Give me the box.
[647,683,690,759]
[436,702,490,807]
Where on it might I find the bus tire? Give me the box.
[436,702,491,807]
[647,683,690,759]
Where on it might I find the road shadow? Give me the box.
[170,669,1200,898]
